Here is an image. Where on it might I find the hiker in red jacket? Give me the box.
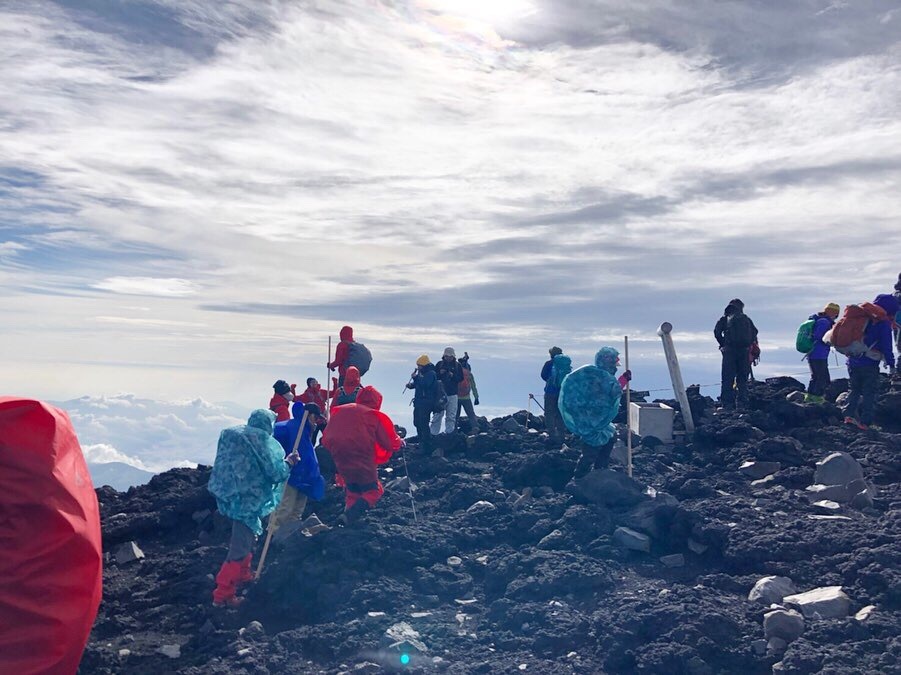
[331,366,362,408]
[321,385,403,525]
[299,377,329,444]
[328,325,355,386]
[269,380,297,422]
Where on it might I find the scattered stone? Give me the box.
[571,469,649,507]
[537,529,565,550]
[763,608,804,642]
[660,553,685,568]
[805,484,849,503]
[385,476,410,492]
[739,460,781,479]
[613,526,651,553]
[410,612,432,618]
[814,452,864,487]
[200,619,215,635]
[783,586,851,619]
[447,556,463,567]
[466,501,496,514]
[750,475,777,488]
[115,541,145,565]
[237,647,252,657]
[854,605,876,622]
[687,539,708,555]
[191,509,211,523]
[812,500,841,513]
[512,487,533,508]
[353,662,382,674]
[807,515,852,521]
[118,649,131,658]
[455,598,477,605]
[367,611,386,618]
[850,488,875,511]
[384,622,428,655]
[301,513,331,537]
[786,391,806,403]
[748,576,798,605]
[502,418,524,433]
[157,644,181,659]
[767,637,788,653]
[751,639,767,656]
[244,621,264,636]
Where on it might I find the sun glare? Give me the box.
[419,0,536,27]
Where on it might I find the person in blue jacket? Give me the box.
[270,402,326,541]
[844,293,899,430]
[406,355,438,452]
[805,303,840,403]
[540,347,566,446]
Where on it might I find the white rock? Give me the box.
[613,527,651,553]
[767,637,788,653]
[446,556,463,566]
[805,484,849,503]
[783,586,851,619]
[115,541,145,565]
[763,608,804,642]
[118,649,131,658]
[157,644,181,659]
[660,554,685,568]
[687,539,708,554]
[812,500,841,513]
[740,461,782,480]
[854,605,876,622]
[466,501,496,514]
[814,452,863,487]
[748,576,797,605]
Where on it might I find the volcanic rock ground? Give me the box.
[80,377,901,674]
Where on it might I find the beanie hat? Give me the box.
[273,380,290,395]
[443,347,456,358]
[823,303,840,316]
[416,354,431,366]
[549,346,563,357]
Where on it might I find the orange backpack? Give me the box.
[824,302,887,356]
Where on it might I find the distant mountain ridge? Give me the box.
[88,462,156,492]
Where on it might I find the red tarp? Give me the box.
[0,398,103,675]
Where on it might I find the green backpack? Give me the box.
[795,319,815,354]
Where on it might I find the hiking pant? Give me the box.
[268,485,308,533]
[808,359,830,397]
[456,397,478,432]
[344,481,383,510]
[413,404,432,450]
[226,520,256,562]
[430,394,458,434]
[544,393,564,442]
[311,421,326,447]
[845,363,879,425]
[720,346,750,408]
[573,436,617,479]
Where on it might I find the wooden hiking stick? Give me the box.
[326,336,332,414]
[255,410,310,580]
[625,336,632,478]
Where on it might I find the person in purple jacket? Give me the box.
[843,294,899,430]
[805,303,840,403]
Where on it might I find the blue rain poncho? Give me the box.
[550,354,572,391]
[558,347,623,446]
[273,402,325,501]
[208,409,291,535]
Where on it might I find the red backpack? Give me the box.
[824,303,888,356]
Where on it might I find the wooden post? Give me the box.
[325,336,332,414]
[625,336,632,478]
[526,395,531,431]
[657,322,695,434]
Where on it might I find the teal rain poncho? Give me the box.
[558,347,623,446]
[208,409,291,535]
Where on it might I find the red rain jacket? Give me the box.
[328,325,354,379]
[0,398,103,675]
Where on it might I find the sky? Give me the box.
[1,1,900,470]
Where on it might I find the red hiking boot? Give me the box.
[212,560,244,607]
[843,416,868,431]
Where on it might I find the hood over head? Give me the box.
[248,409,276,434]
[291,401,321,420]
[729,298,745,310]
[357,385,383,410]
[874,293,900,317]
[273,379,290,395]
[340,325,354,341]
[343,366,361,391]
[549,346,563,357]
[594,347,620,374]
[552,353,572,374]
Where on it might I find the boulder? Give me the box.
[660,553,685,568]
[767,637,788,653]
[783,586,851,619]
[739,461,781,480]
[571,469,649,508]
[157,644,181,659]
[537,529,566,550]
[805,484,849,503]
[612,526,651,553]
[466,501,496,514]
[814,452,863,487]
[748,576,797,605]
[115,541,145,565]
[384,621,428,655]
[502,418,524,434]
[811,500,841,514]
[763,608,804,642]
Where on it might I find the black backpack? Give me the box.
[725,312,754,348]
[345,342,372,376]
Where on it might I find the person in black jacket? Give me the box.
[406,355,438,451]
[714,298,759,410]
[431,347,464,434]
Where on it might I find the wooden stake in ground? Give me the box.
[325,336,332,414]
[625,335,632,478]
[255,410,309,580]
[526,395,531,432]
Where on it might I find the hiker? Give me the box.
[540,346,569,446]
[328,325,355,386]
[456,353,480,433]
[321,385,403,525]
[431,347,464,434]
[298,377,329,444]
[802,303,840,403]
[332,366,362,407]
[269,380,297,422]
[208,409,298,607]
[894,274,901,353]
[270,402,326,540]
[406,354,438,451]
[714,299,759,410]
[559,347,631,478]
[842,294,898,430]
[328,325,372,386]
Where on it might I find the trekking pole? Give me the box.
[326,336,332,414]
[400,446,418,523]
[255,410,310,580]
[526,395,531,431]
[528,393,545,412]
[625,335,632,478]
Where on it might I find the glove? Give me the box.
[406,382,415,389]
[622,369,632,382]
[286,451,300,466]
[328,363,335,371]
[474,398,479,406]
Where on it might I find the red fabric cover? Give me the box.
[341,367,361,395]
[321,399,401,488]
[269,393,292,422]
[0,398,102,675]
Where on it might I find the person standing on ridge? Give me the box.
[714,299,759,410]
[843,294,898,430]
[328,325,355,386]
[803,303,840,403]
[298,377,329,445]
[321,385,404,525]
[269,380,297,422]
[407,355,438,452]
[894,274,901,353]
[540,346,567,446]
[431,347,464,435]
[332,366,362,408]
[456,353,480,433]
[208,409,298,607]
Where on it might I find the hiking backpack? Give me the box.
[795,319,816,354]
[335,386,361,406]
[345,341,372,376]
[725,312,754,347]
[431,379,448,413]
[823,303,887,356]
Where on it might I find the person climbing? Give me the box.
[321,385,404,525]
[332,366,362,408]
[269,380,297,422]
[298,377,329,444]
[456,353,480,433]
[842,294,898,430]
[207,409,298,607]
[407,354,438,452]
[803,303,840,403]
[431,347,463,435]
[714,299,759,410]
[894,274,901,353]
[540,346,569,446]
[328,325,355,386]
[559,347,631,478]
[270,402,326,541]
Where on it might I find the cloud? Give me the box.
[92,276,197,296]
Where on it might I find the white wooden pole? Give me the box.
[625,336,632,477]
[657,322,695,435]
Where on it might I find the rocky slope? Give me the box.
[79,376,901,674]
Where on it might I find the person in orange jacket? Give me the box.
[321,385,403,525]
[269,380,297,422]
[331,366,362,408]
[328,325,355,386]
